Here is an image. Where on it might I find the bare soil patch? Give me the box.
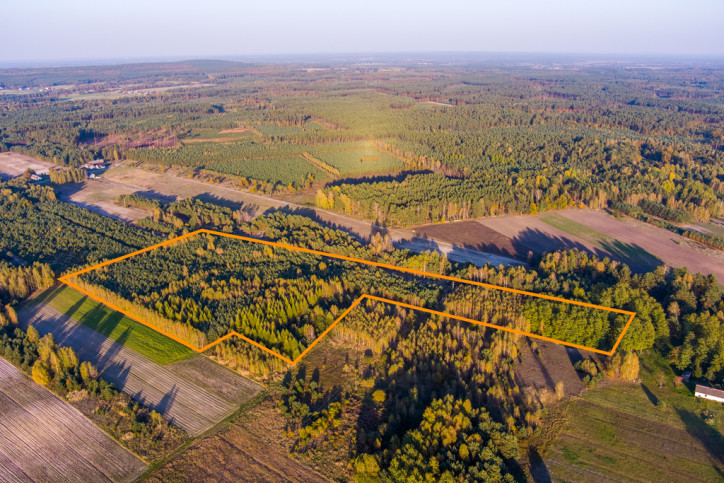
[0,152,55,180]
[54,179,149,221]
[559,209,724,282]
[88,131,178,149]
[415,220,534,261]
[477,214,601,258]
[0,358,146,482]
[219,127,251,134]
[473,209,724,281]
[515,339,586,399]
[181,137,246,144]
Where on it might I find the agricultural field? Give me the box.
[42,284,195,365]
[538,352,724,481]
[1,58,723,481]
[20,303,261,436]
[0,358,147,482]
[473,209,724,282]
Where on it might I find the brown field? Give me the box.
[415,220,534,260]
[20,302,263,437]
[219,127,251,134]
[515,338,587,399]
[0,152,55,180]
[459,209,724,281]
[181,137,243,144]
[147,397,329,482]
[0,358,146,482]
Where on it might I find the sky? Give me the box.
[1,0,723,65]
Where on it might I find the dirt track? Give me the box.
[0,358,146,482]
[19,303,263,437]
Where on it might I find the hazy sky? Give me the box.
[1,0,723,64]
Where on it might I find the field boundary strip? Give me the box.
[58,229,637,364]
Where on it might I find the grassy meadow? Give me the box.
[538,351,724,481]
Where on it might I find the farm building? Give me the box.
[694,385,724,403]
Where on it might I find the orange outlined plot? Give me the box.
[59,229,637,365]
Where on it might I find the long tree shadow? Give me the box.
[155,384,179,419]
[529,447,552,483]
[640,383,660,406]
[675,407,724,467]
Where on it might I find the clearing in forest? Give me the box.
[59,229,636,365]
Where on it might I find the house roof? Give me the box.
[695,384,724,398]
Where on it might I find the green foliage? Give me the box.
[387,395,519,482]
[638,199,691,223]
[0,183,161,271]
[0,261,55,305]
[48,167,86,184]
[314,148,402,176]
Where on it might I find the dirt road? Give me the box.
[0,358,146,482]
[19,303,263,437]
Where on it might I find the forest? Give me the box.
[0,174,721,479]
[1,61,722,225]
[1,59,723,479]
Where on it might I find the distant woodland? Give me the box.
[0,60,721,228]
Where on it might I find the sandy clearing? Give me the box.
[19,302,263,437]
[0,152,56,180]
[53,180,149,221]
[181,137,248,144]
[0,358,146,482]
[219,127,251,134]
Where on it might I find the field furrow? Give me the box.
[19,303,263,436]
[0,358,146,482]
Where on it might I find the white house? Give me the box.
[694,384,724,404]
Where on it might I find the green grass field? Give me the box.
[540,213,661,272]
[314,148,402,175]
[541,351,724,481]
[40,285,196,365]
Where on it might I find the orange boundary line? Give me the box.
[58,229,637,364]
